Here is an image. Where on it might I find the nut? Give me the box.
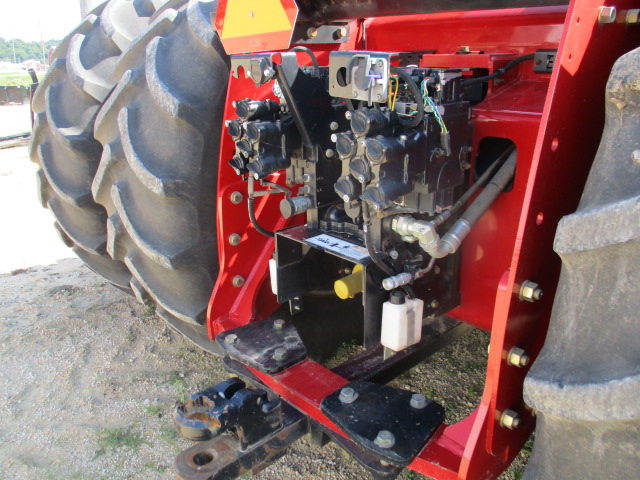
[307,27,318,39]
[273,319,285,330]
[507,347,530,367]
[500,409,521,430]
[336,27,348,39]
[410,393,427,409]
[598,6,616,24]
[228,233,241,246]
[339,387,358,404]
[273,347,288,361]
[374,430,395,449]
[232,275,245,287]
[627,9,640,24]
[230,191,243,204]
[519,280,542,302]
[225,334,238,344]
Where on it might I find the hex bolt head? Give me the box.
[345,111,353,120]
[519,280,543,302]
[330,121,339,131]
[598,6,616,24]
[627,9,640,24]
[430,300,439,309]
[410,393,427,409]
[500,409,521,430]
[336,27,348,39]
[228,233,241,246]
[374,430,396,449]
[230,191,243,204]
[225,334,238,344]
[232,275,245,287]
[507,347,530,367]
[273,319,285,330]
[307,27,318,38]
[273,347,288,361]
[325,149,335,158]
[339,387,358,404]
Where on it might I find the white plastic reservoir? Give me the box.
[381,291,424,351]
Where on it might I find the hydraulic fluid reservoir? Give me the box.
[381,292,424,351]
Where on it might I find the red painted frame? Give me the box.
[207,2,640,478]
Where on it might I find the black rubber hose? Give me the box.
[248,197,275,237]
[463,54,535,87]
[390,66,424,128]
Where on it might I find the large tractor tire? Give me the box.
[523,47,640,479]
[91,0,229,339]
[29,0,165,290]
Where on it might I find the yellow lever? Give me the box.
[334,265,363,300]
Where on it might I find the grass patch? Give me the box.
[159,425,179,444]
[94,427,149,457]
[167,370,188,402]
[0,72,32,87]
[140,304,156,321]
[143,404,163,417]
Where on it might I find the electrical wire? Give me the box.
[388,76,399,111]
[421,80,448,133]
[462,53,535,87]
[390,66,424,128]
[291,46,320,77]
[248,197,275,238]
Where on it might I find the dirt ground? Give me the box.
[0,140,531,478]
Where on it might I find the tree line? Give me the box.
[0,38,61,65]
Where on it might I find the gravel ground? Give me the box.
[0,144,531,479]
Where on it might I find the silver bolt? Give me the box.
[434,266,441,275]
[230,191,243,204]
[273,319,285,330]
[273,347,288,361]
[410,393,427,409]
[339,387,358,404]
[345,111,353,120]
[325,149,335,158]
[330,121,339,131]
[342,195,350,202]
[302,173,312,183]
[232,101,238,108]
[632,149,640,165]
[232,275,245,287]
[430,300,439,309]
[389,250,399,260]
[358,175,365,183]
[307,27,318,38]
[598,6,616,24]
[225,120,231,127]
[500,409,521,430]
[377,60,384,67]
[627,9,639,24]
[377,93,383,101]
[507,347,530,367]
[225,334,238,344]
[228,233,241,246]
[336,27,348,39]
[330,133,338,143]
[519,280,542,302]
[374,430,395,449]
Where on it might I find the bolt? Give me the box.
[430,300,439,309]
[410,393,427,409]
[232,101,238,108]
[632,149,640,165]
[325,149,335,158]
[339,387,358,404]
[225,120,231,127]
[232,275,245,287]
[374,430,396,449]
[302,173,312,183]
[230,191,243,204]
[225,334,238,344]
[358,175,365,183]
[336,27,348,39]
[307,27,318,39]
[598,6,616,24]
[460,46,470,53]
[228,233,241,246]
[330,133,338,143]
[389,250,399,260]
[273,319,285,330]
[377,93,383,101]
[345,111,353,120]
[519,280,543,302]
[500,409,521,430]
[273,347,288,361]
[507,347,530,367]
[380,460,390,467]
[353,91,358,98]
[330,121,339,131]
[342,194,350,202]
[263,67,274,78]
[627,9,640,24]
[434,266,441,275]
[377,59,384,67]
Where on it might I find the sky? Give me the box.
[0,0,101,42]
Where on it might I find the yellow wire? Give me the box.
[388,76,399,111]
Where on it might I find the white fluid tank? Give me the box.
[381,291,424,352]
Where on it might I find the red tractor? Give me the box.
[30,0,639,478]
